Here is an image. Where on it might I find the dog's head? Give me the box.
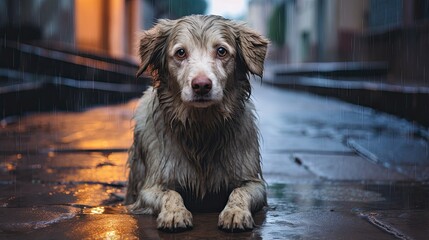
[137,15,268,109]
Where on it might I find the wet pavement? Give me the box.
[1,82,428,239]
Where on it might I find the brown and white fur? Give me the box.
[125,15,268,232]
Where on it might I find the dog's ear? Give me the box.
[136,27,160,78]
[236,25,269,77]
[137,19,175,87]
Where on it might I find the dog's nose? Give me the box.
[191,77,212,96]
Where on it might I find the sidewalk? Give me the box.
[1,82,428,239]
[0,41,149,118]
[264,62,429,127]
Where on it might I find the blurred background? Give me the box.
[1,0,429,125]
[1,2,429,239]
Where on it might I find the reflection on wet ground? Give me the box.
[1,83,428,239]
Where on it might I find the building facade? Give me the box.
[248,0,429,84]
[1,0,141,59]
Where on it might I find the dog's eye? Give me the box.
[217,47,227,58]
[175,49,187,59]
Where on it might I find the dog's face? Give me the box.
[166,19,237,108]
[137,15,268,108]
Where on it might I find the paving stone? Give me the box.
[0,103,135,153]
[261,134,352,154]
[0,182,121,208]
[259,208,394,240]
[0,206,79,232]
[0,83,427,240]
[293,153,408,181]
[0,152,128,184]
[359,210,429,240]
[262,153,317,184]
[348,136,429,180]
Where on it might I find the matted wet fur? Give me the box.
[125,15,269,232]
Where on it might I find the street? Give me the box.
[0,82,428,239]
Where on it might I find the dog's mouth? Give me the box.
[181,88,222,108]
[194,98,211,103]
[188,97,216,108]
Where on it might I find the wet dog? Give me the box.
[125,15,268,232]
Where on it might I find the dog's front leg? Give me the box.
[218,180,266,231]
[129,186,193,232]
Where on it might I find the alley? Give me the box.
[0,82,428,239]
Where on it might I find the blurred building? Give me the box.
[247,0,276,37]
[250,0,429,85]
[75,0,140,58]
[1,0,207,60]
[249,0,368,63]
[1,0,141,59]
[364,0,429,84]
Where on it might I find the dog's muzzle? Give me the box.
[191,76,212,96]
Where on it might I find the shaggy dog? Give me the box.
[125,15,268,232]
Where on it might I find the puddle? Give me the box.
[356,209,429,240]
[269,183,385,203]
[81,206,127,215]
[0,206,79,232]
[2,182,123,208]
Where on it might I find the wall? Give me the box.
[0,0,75,44]
[285,0,318,63]
[75,0,105,53]
[247,0,275,36]
[336,0,368,61]
[75,0,140,58]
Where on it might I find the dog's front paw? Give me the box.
[218,206,254,232]
[157,207,193,232]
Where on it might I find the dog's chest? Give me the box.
[165,123,242,190]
